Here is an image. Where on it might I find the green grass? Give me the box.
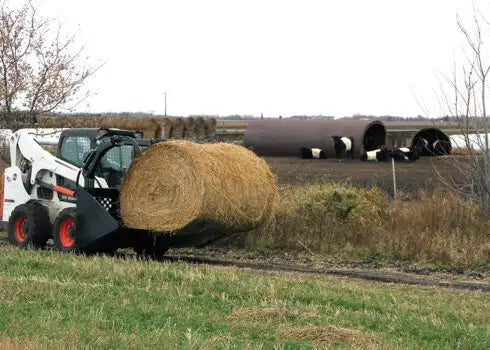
[0,247,488,349]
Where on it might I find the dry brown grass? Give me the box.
[449,148,482,156]
[0,339,57,350]
[120,141,277,232]
[37,116,101,128]
[227,307,289,325]
[219,120,249,128]
[246,184,489,265]
[282,325,381,349]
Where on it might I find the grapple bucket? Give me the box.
[75,187,119,248]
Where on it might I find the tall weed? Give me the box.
[245,184,489,266]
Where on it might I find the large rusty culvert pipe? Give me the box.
[411,128,452,156]
[243,119,386,158]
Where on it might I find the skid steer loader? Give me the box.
[0,128,223,256]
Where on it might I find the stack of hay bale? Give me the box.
[120,141,277,233]
[36,116,218,140]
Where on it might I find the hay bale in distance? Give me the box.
[136,118,159,139]
[120,141,277,233]
[155,118,172,138]
[169,117,184,139]
[204,118,217,138]
[183,117,196,139]
[194,117,206,140]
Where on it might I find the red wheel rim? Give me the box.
[14,216,27,242]
[59,218,75,248]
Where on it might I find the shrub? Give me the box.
[244,183,489,266]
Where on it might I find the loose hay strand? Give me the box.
[282,325,380,348]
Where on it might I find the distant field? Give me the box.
[0,246,488,349]
[218,120,461,130]
[217,120,249,128]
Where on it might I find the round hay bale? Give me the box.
[204,118,217,138]
[183,117,196,140]
[120,140,277,233]
[169,117,184,139]
[120,117,138,131]
[157,118,172,138]
[194,117,206,140]
[136,118,159,138]
[100,117,118,129]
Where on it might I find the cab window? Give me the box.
[97,145,135,188]
[59,136,91,167]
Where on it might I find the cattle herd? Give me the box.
[300,135,448,162]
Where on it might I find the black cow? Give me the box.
[331,136,354,159]
[391,147,419,162]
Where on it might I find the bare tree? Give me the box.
[438,11,490,207]
[0,0,99,129]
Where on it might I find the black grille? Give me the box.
[89,188,121,221]
[37,187,53,200]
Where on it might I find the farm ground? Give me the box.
[264,156,460,194]
[0,246,488,349]
[0,153,488,348]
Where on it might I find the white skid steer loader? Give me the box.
[0,128,225,256]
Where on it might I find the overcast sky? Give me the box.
[39,0,489,118]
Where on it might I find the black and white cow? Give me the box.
[361,146,390,161]
[390,147,419,162]
[300,147,327,159]
[331,136,354,159]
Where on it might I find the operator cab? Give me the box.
[56,129,144,198]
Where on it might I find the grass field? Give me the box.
[0,246,488,349]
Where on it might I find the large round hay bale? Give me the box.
[204,118,217,138]
[136,118,159,138]
[121,117,138,131]
[194,117,206,140]
[100,117,119,129]
[157,118,172,138]
[120,141,276,233]
[169,117,184,138]
[183,117,196,139]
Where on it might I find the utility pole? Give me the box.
[164,92,167,117]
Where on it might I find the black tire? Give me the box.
[53,208,79,252]
[135,235,169,259]
[7,202,51,248]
